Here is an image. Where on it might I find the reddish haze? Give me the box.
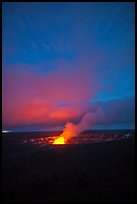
[2,62,99,129]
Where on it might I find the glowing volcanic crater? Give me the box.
[53,136,65,145]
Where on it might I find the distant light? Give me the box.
[2,130,10,133]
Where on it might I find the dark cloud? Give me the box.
[87,96,135,125]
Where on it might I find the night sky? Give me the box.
[2,2,135,131]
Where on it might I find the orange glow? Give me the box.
[53,136,65,145]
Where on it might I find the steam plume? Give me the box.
[60,112,92,143]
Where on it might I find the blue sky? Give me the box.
[2,2,135,131]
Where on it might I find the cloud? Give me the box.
[102,97,135,124]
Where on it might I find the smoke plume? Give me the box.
[60,112,92,143]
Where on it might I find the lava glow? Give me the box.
[53,122,76,145]
[53,136,65,145]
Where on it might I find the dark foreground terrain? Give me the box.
[2,134,135,202]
